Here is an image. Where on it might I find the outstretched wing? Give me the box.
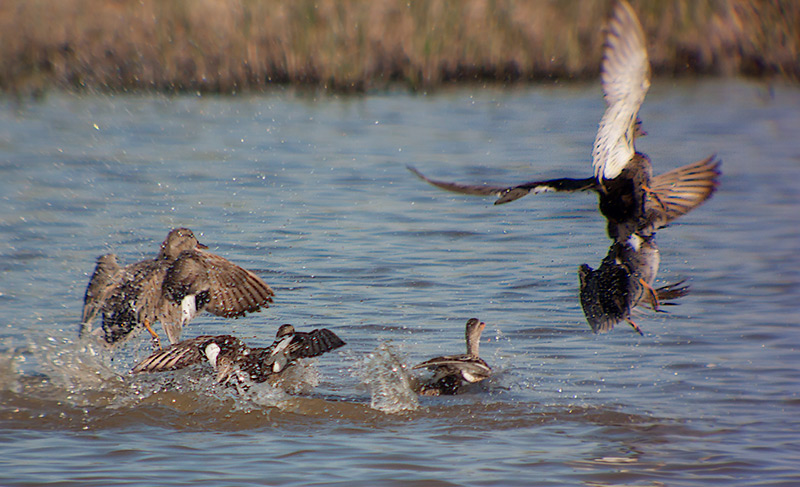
[495,177,598,204]
[408,165,597,205]
[162,251,275,320]
[198,251,275,318]
[268,328,346,373]
[647,155,721,228]
[81,253,121,326]
[592,0,650,180]
[287,328,346,359]
[408,165,508,197]
[270,328,346,361]
[131,335,216,373]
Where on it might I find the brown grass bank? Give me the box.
[1,0,797,95]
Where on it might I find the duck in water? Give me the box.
[413,318,492,396]
[132,324,346,386]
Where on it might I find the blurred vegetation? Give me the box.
[1,0,797,95]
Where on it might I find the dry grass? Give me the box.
[1,0,797,95]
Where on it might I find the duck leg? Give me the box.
[639,278,661,312]
[143,318,162,350]
[625,318,644,336]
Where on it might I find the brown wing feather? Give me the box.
[199,252,275,318]
[409,166,597,205]
[81,253,121,325]
[131,335,216,373]
[135,263,170,326]
[408,165,509,197]
[413,354,477,369]
[648,155,721,227]
[285,329,346,359]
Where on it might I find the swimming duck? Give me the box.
[579,233,688,335]
[412,318,492,396]
[81,228,275,348]
[408,1,720,241]
[131,324,346,384]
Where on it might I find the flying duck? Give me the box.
[408,0,720,241]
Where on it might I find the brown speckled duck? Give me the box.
[413,318,492,396]
[81,228,275,348]
[131,324,345,384]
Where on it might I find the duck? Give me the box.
[131,324,346,385]
[408,0,720,241]
[579,233,688,335]
[412,318,492,396]
[81,228,275,348]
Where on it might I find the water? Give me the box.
[1,79,798,486]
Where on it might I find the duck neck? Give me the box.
[466,330,481,357]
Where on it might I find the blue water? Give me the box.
[1,79,799,486]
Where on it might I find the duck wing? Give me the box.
[412,354,492,382]
[81,253,122,329]
[408,165,509,198]
[268,328,346,373]
[158,250,275,342]
[592,0,650,181]
[131,335,215,373]
[409,165,597,205]
[192,251,275,318]
[646,155,721,230]
[131,334,247,373]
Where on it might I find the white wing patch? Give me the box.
[270,335,293,373]
[592,0,650,181]
[627,233,643,252]
[180,295,197,326]
[204,342,221,367]
[462,370,482,383]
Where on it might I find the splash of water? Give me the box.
[352,342,419,414]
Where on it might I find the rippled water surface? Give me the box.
[1,80,798,486]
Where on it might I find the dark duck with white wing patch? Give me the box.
[408,0,720,241]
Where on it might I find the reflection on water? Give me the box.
[1,80,799,485]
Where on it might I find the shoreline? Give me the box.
[2,0,797,96]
